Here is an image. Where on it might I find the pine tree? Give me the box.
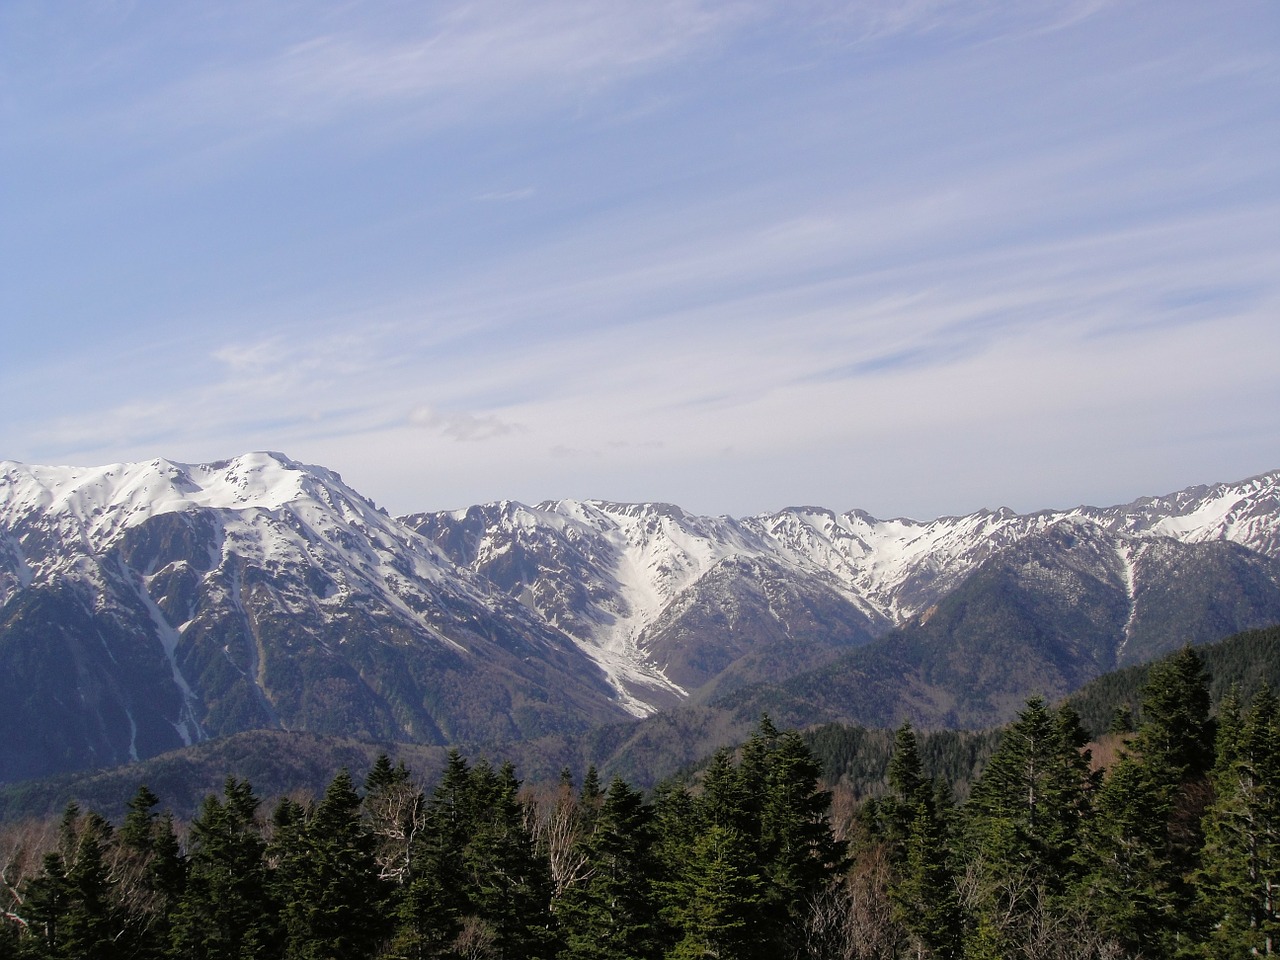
[965,699,1094,889]
[962,699,1095,957]
[1132,646,1213,785]
[1078,648,1215,956]
[884,724,959,960]
[664,824,765,960]
[20,805,122,960]
[1078,753,1178,953]
[390,752,471,959]
[115,785,186,958]
[461,762,552,960]
[557,777,658,960]
[756,729,847,953]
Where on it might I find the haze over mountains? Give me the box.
[2,452,1279,784]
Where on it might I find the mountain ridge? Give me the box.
[3,452,1279,784]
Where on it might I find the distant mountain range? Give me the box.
[3,452,1279,784]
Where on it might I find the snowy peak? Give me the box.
[3,454,1280,785]
[412,468,1280,689]
[1088,470,1280,556]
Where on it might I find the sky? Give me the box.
[2,0,1278,520]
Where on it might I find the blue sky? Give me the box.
[2,0,1277,519]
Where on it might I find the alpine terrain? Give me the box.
[2,452,1279,783]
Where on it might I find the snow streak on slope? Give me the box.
[5,454,1280,726]
[412,470,1280,709]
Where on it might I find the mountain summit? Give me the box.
[2,454,1279,782]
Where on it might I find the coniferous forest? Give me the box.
[1,648,1277,959]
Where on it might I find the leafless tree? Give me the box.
[0,818,58,933]
[955,857,1135,960]
[365,780,426,884]
[454,915,498,960]
[525,781,595,905]
[803,844,903,960]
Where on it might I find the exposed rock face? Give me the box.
[3,453,1279,783]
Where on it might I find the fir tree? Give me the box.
[115,785,186,958]
[664,824,765,960]
[962,699,1095,957]
[277,770,389,960]
[1195,686,1280,955]
[884,724,960,959]
[170,778,276,960]
[557,777,658,960]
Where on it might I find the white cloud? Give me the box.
[2,0,1276,519]
[407,406,522,442]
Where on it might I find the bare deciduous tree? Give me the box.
[803,844,903,960]
[365,780,426,884]
[0,818,58,933]
[525,781,595,905]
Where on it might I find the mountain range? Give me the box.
[2,451,1279,784]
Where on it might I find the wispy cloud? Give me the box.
[2,0,1276,519]
[407,406,522,442]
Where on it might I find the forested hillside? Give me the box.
[2,645,1277,958]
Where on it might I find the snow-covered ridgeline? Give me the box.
[438,469,1280,648]
[4,453,1279,718]
[0,453,512,682]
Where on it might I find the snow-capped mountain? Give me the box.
[407,469,1280,703]
[0,453,622,783]
[2,453,1279,784]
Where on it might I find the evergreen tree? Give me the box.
[461,762,552,960]
[390,752,470,959]
[170,778,276,960]
[557,777,658,960]
[756,729,847,954]
[663,824,765,960]
[19,805,122,960]
[1081,647,1215,954]
[884,724,960,959]
[277,770,389,960]
[1195,686,1280,955]
[965,699,1094,889]
[962,699,1095,957]
[115,785,186,958]
[1132,646,1213,785]
[1078,753,1179,954]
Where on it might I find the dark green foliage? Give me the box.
[663,823,766,960]
[3,661,1279,960]
[276,770,389,959]
[654,717,846,960]
[1194,686,1280,955]
[1130,645,1213,784]
[557,777,658,960]
[170,778,276,959]
[876,723,961,959]
[115,785,186,958]
[1069,623,1280,737]
[19,805,122,960]
[961,699,1098,957]
[1074,647,1217,956]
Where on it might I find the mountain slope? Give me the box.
[3,454,1280,785]
[717,519,1280,730]
[0,454,627,782]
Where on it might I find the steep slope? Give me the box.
[4,455,1280,786]
[412,471,1280,713]
[406,499,881,708]
[0,454,626,783]
[718,519,1280,730]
